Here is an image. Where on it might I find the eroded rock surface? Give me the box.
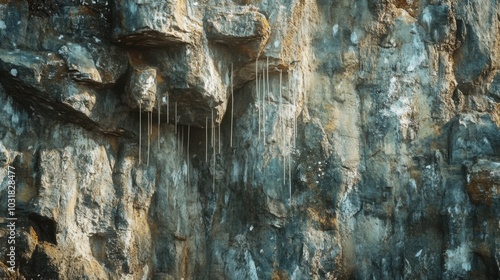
[0,0,499,279]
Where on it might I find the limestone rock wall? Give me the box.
[0,0,499,279]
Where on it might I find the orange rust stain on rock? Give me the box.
[394,0,419,17]
[466,172,499,206]
[280,0,307,60]
[29,226,39,244]
[181,242,189,279]
[491,103,500,127]
[272,270,289,280]
[307,207,339,231]
[156,75,165,84]
[128,50,148,68]
[323,104,336,132]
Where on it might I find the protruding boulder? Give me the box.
[58,43,102,84]
[112,0,198,47]
[124,67,157,111]
[23,243,62,279]
[0,50,127,135]
[419,5,454,45]
[151,41,227,126]
[466,159,500,205]
[487,72,500,101]
[205,6,270,57]
[0,51,51,89]
[0,0,29,50]
[453,25,491,94]
[449,114,500,164]
[60,83,97,117]
[0,141,9,167]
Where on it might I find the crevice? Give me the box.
[89,234,107,265]
[28,213,57,245]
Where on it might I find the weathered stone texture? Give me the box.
[0,0,499,279]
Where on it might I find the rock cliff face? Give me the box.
[0,0,499,279]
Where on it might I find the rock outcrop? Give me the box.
[0,0,499,279]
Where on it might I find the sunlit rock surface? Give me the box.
[0,0,499,279]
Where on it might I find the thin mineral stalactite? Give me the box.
[206,117,208,163]
[181,124,184,154]
[257,58,260,141]
[212,110,215,193]
[158,96,161,150]
[230,63,234,148]
[211,110,214,148]
[147,111,151,166]
[289,152,292,204]
[166,94,169,124]
[139,102,142,165]
[175,102,178,134]
[293,69,297,149]
[262,57,269,147]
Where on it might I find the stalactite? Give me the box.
[211,110,214,148]
[212,111,216,193]
[230,63,234,148]
[267,57,270,105]
[158,96,161,150]
[187,125,190,187]
[259,71,261,140]
[211,110,215,192]
[293,69,297,148]
[167,177,170,213]
[288,152,291,204]
[280,70,285,185]
[256,58,260,141]
[283,150,286,185]
[178,125,181,152]
[150,111,153,135]
[261,69,266,143]
[261,70,264,143]
[262,70,265,142]
[262,57,269,147]
[139,102,142,165]
[280,70,284,181]
[212,154,216,193]
[147,111,151,166]
[218,124,221,154]
[289,69,294,203]
[175,102,178,134]
[279,69,283,139]
[166,94,170,124]
[258,72,261,140]
[289,85,296,150]
[206,117,208,163]
[181,124,184,154]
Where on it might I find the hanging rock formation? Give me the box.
[112,0,197,46]
[205,6,270,58]
[125,67,157,111]
[0,0,499,279]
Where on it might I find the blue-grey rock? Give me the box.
[124,67,157,111]
[112,0,198,47]
[205,6,270,58]
[58,43,102,83]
